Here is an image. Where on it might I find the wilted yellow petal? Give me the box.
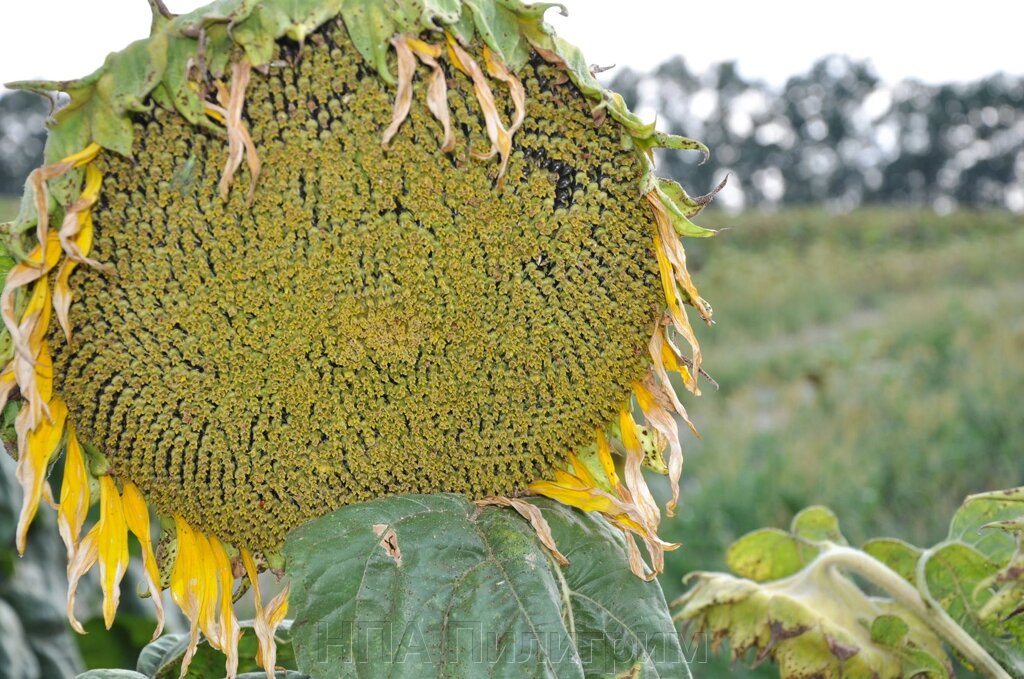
[477,496,569,566]
[652,231,702,396]
[634,378,684,516]
[58,423,90,561]
[0,365,16,414]
[209,536,241,677]
[208,60,261,204]
[482,46,526,136]
[650,327,700,422]
[58,168,109,272]
[256,585,289,677]
[15,396,68,554]
[410,40,456,153]
[382,35,416,148]
[2,233,62,361]
[528,479,618,514]
[243,548,288,679]
[446,35,513,184]
[67,526,99,634]
[25,142,100,251]
[97,475,130,629]
[122,481,166,640]
[170,514,204,676]
[53,258,79,345]
[618,408,661,530]
[23,278,52,350]
[595,428,621,489]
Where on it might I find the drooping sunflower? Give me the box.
[1,0,721,675]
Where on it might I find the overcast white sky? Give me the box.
[1,0,1022,92]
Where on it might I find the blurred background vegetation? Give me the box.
[1,53,1022,677]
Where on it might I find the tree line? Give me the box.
[610,55,1023,211]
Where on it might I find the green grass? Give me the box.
[655,207,1023,674]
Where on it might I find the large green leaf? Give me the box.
[285,494,688,678]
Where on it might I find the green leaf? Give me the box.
[921,541,1024,675]
[76,672,150,679]
[870,614,909,647]
[948,487,1024,563]
[338,0,401,84]
[790,505,847,545]
[862,538,922,584]
[462,1,530,69]
[725,528,820,582]
[135,634,189,677]
[285,494,687,678]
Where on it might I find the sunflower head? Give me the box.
[2,0,721,676]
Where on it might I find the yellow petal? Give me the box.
[60,142,102,169]
[23,277,52,350]
[97,475,130,629]
[194,532,222,648]
[58,423,90,561]
[0,364,16,415]
[53,258,80,345]
[79,162,103,201]
[170,514,204,675]
[567,451,598,488]
[122,481,166,640]
[406,36,442,59]
[528,479,618,514]
[595,428,621,489]
[209,536,241,677]
[14,396,68,554]
[618,408,661,529]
